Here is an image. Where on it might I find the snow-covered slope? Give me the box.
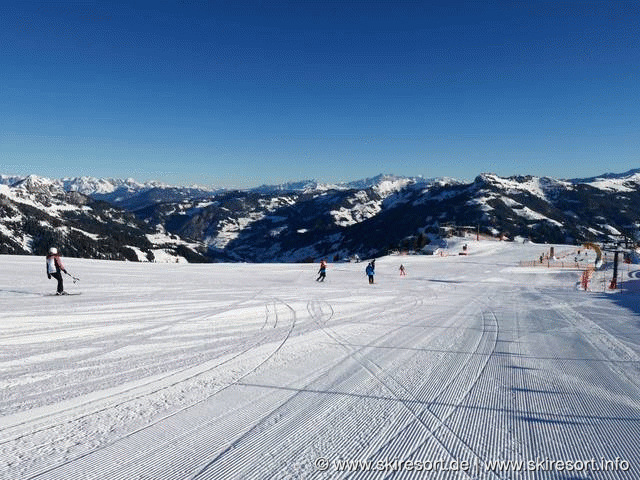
[571,168,640,192]
[2,241,640,478]
[476,173,572,201]
[0,175,28,186]
[570,167,640,183]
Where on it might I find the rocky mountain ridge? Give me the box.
[1,170,639,262]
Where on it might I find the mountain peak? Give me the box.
[570,168,640,183]
[13,175,65,196]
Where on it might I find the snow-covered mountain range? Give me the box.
[0,175,210,262]
[1,170,639,262]
[1,175,218,211]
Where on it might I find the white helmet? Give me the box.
[49,247,58,255]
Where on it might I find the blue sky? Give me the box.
[1,1,639,187]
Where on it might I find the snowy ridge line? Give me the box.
[19,297,297,480]
[304,296,501,480]
[0,292,270,440]
[193,294,439,479]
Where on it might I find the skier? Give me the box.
[399,264,406,276]
[366,262,375,284]
[316,259,327,282]
[46,247,68,295]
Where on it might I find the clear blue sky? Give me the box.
[1,1,639,187]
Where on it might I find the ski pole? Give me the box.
[64,271,80,283]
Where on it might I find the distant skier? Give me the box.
[46,247,68,295]
[316,259,327,282]
[366,262,375,284]
[399,264,406,276]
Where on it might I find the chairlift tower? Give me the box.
[602,235,633,289]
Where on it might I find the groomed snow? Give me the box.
[1,241,640,479]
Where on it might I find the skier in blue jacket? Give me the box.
[366,262,375,284]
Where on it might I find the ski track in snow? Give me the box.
[1,241,640,479]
